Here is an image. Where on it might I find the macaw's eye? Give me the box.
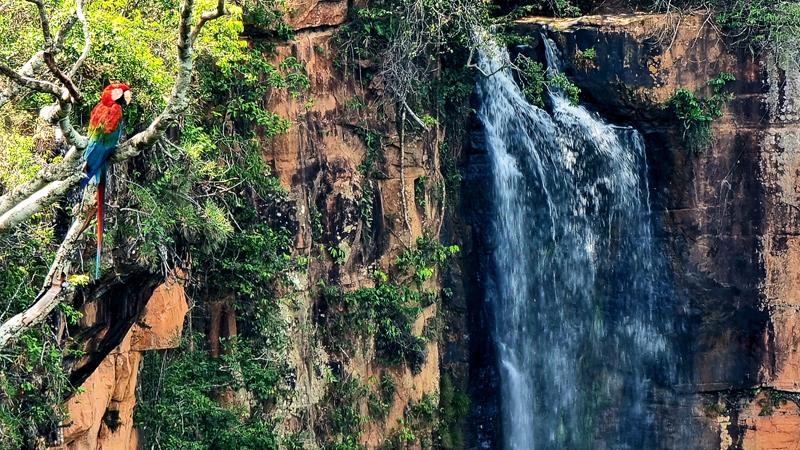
[111,87,124,101]
[124,90,132,105]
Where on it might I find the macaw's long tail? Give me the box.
[95,177,105,279]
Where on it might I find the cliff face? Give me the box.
[52,276,188,449]
[263,16,449,446]
[513,13,800,450]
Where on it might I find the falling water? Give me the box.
[476,34,677,449]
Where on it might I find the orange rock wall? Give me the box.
[52,277,188,450]
[262,17,447,446]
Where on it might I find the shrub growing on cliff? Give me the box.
[516,54,547,107]
[336,0,487,114]
[136,337,291,449]
[497,0,582,18]
[318,236,458,375]
[515,54,582,106]
[666,72,736,153]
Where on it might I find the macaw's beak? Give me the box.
[124,90,132,105]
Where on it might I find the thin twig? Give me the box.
[68,0,91,78]
[43,52,83,103]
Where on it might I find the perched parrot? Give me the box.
[82,82,132,278]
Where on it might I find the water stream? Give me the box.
[476,34,678,449]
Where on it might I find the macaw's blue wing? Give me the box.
[82,125,123,187]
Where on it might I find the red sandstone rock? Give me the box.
[51,277,187,450]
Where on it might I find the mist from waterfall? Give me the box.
[475,32,679,449]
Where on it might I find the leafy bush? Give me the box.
[438,375,470,450]
[320,283,427,373]
[547,72,582,105]
[396,235,460,285]
[515,54,581,106]
[355,129,384,232]
[578,47,596,61]
[515,54,547,107]
[498,0,582,18]
[318,375,368,449]
[666,72,736,153]
[414,176,428,207]
[136,337,289,450]
[713,0,800,66]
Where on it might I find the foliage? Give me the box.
[318,374,368,450]
[320,282,427,373]
[414,176,428,207]
[336,0,486,109]
[242,0,294,39]
[666,72,736,153]
[367,372,396,420]
[0,0,305,446]
[438,375,470,449]
[0,217,65,448]
[319,235,458,376]
[547,73,581,105]
[396,235,460,285]
[714,0,800,67]
[515,54,581,106]
[0,106,44,190]
[756,388,790,416]
[578,47,596,61]
[136,336,291,449]
[515,54,547,107]
[355,129,384,232]
[494,0,581,20]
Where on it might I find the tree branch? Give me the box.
[0,61,63,97]
[39,0,90,103]
[112,0,228,161]
[189,0,225,44]
[43,52,83,103]
[67,0,90,78]
[402,100,430,131]
[25,0,53,48]
[0,212,85,349]
[0,171,83,232]
[0,14,76,109]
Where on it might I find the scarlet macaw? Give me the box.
[82,82,131,278]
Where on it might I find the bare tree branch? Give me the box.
[0,61,63,97]
[67,0,90,78]
[25,0,53,48]
[0,171,83,232]
[0,14,76,108]
[43,52,83,103]
[29,0,84,102]
[402,100,430,131]
[0,211,86,349]
[0,53,46,108]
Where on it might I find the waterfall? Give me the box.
[476,33,677,449]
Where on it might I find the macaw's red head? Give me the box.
[100,82,132,107]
